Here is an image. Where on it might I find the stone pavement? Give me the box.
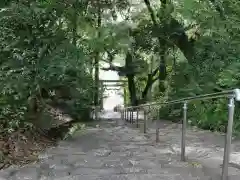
[0,116,240,180]
[146,120,240,179]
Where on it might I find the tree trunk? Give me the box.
[125,52,138,106]
[158,46,167,93]
[142,74,153,101]
[148,56,154,101]
[94,4,101,106]
[72,2,77,46]
[144,0,194,63]
[144,0,167,94]
[94,51,100,106]
[127,74,137,106]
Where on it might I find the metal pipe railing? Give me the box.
[124,89,235,110]
[121,88,240,180]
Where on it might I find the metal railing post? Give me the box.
[128,109,130,123]
[156,108,160,143]
[129,109,131,123]
[125,109,127,122]
[144,108,147,133]
[222,97,235,180]
[95,106,99,121]
[129,109,132,124]
[156,125,160,143]
[119,109,123,126]
[130,108,133,124]
[158,107,161,120]
[124,109,126,122]
[136,108,139,128]
[181,102,187,161]
[132,108,134,124]
[124,109,126,121]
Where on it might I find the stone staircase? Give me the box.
[0,114,240,179]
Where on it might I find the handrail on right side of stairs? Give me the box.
[120,88,240,180]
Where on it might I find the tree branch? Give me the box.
[152,66,159,77]
[144,0,194,62]
[144,0,158,25]
[103,47,116,63]
[141,71,159,100]
[152,77,159,83]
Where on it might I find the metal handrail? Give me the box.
[121,88,240,180]
[123,89,236,110]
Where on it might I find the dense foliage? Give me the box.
[155,0,240,134]
[100,0,240,134]
[0,1,96,135]
[1,0,240,137]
